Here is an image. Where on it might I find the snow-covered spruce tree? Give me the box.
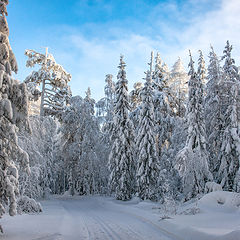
[136,70,160,201]
[76,88,107,195]
[100,75,116,158]
[152,52,173,158]
[157,57,188,202]
[205,46,222,177]
[104,74,115,122]
[217,41,240,191]
[168,57,188,117]
[60,93,107,196]
[108,55,135,200]
[96,74,115,125]
[24,48,71,118]
[59,96,84,195]
[0,0,30,232]
[175,51,212,200]
[130,82,143,110]
[18,116,58,199]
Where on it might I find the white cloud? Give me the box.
[58,0,240,100]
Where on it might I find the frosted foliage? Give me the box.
[151,52,174,159]
[159,117,187,201]
[59,94,108,196]
[24,49,72,117]
[204,181,222,193]
[0,0,30,232]
[205,46,222,177]
[136,71,160,201]
[217,42,240,191]
[168,57,188,117]
[176,51,212,200]
[17,196,42,214]
[108,56,135,200]
[130,82,143,109]
[18,116,58,199]
[153,52,169,85]
[96,74,115,126]
[25,50,71,88]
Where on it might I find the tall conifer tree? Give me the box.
[108,56,135,200]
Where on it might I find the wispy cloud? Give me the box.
[59,0,239,99]
[13,0,240,100]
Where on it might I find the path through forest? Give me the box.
[1,196,180,240]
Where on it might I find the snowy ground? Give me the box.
[1,192,240,240]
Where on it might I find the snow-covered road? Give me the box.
[2,194,240,240]
[1,196,180,240]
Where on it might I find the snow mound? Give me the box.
[218,230,240,240]
[17,196,42,214]
[199,191,240,212]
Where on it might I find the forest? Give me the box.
[0,0,240,239]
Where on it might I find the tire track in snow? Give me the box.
[94,214,145,240]
[119,210,184,240]
[58,199,91,240]
[92,215,122,240]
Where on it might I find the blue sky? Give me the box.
[7,0,240,100]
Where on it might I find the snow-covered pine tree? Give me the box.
[205,46,223,177]
[217,41,240,191]
[24,48,71,118]
[108,55,135,200]
[0,0,30,232]
[175,51,212,200]
[136,69,160,201]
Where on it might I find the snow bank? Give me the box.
[199,191,240,212]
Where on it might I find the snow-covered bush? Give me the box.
[17,196,42,214]
[204,181,223,193]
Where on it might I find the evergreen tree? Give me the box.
[18,116,58,199]
[108,55,135,200]
[60,93,104,195]
[205,46,223,177]
[24,48,71,118]
[136,70,160,201]
[217,41,240,191]
[168,57,188,117]
[176,51,212,200]
[0,0,30,232]
[104,74,115,122]
[130,82,143,110]
[96,74,115,125]
[152,52,173,158]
